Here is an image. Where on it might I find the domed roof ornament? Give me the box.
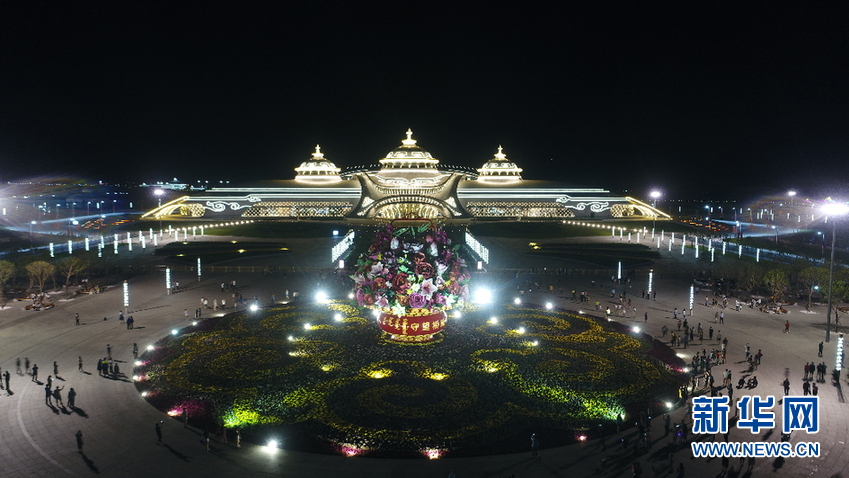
[477,146,523,183]
[401,128,417,147]
[294,144,342,183]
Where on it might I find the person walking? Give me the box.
[184,309,189,320]
[31,364,38,382]
[68,387,77,408]
[784,320,790,333]
[156,421,163,444]
[236,428,241,448]
[53,361,59,377]
[76,430,84,454]
[4,370,9,392]
[16,358,21,374]
[24,358,29,375]
[106,344,112,360]
[203,430,210,451]
[75,313,80,326]
[819,341,824,357]
[783,378,790,395]
[133,343,139,360]
[46,375,52,389]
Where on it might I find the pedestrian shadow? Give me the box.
[81,371,92,375]
[162,443,192,462]
[59,406,72,415]
[47,403,60,415]
[56,376,65,381]
[72,407,89,418]
[80,452,100,474]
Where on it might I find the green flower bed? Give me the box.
[136,302,681,457]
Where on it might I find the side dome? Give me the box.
[477,146,523,183]
[294,145,342,183]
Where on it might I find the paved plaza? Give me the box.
[0,230,845,477]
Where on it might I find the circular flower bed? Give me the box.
[136,302,682,457]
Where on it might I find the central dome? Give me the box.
[379,129,440,170]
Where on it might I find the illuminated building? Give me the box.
[143,130,669,224]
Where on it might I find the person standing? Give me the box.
[783,378,790,395]
[4,370,9,392]
[819,341,824,357]
[31,364,38,382]
[53,386,64,407]
[75,313,80,326]
[44,384,53,405]
[156,421,163,444]
[46,375,52,389]
[78,356,83,372]
[106,344,112,360]
[784,320,790,333]
[236,428,241,448]
[75,430,84,454]
[53,361,59,377]
[24,358,29,375]
[16,358,21,374]
[530,433,539,458]
[184,309,189,320]
[203,430,210,451]
[133,343,139,360]
[68,387,77,408]
[183,408,188,428]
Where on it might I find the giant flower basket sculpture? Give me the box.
[352,221,471,343]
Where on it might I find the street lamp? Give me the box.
[650,191,662,235]
[823,201,849,342]
[788,190,797,207]
[29,220,36,251]
[153,189,165,232]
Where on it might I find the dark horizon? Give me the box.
[1,3,848,201]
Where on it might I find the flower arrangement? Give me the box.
[351,223,471,317]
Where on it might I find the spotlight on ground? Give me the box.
[334,313,342,322]
[147,345,154,351]
[171,329,179,336]
[545,302,553,310]
[632,326,641,333]
[453,310,462,319]
[473,288,493,304]
[264,440,278,454]
[315,291,329,303]
[249,303,259,312]
[514,297,521,305]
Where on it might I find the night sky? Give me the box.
[1,2,847,200]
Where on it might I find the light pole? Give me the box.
[788,190,796,207]
[650,190,662,232]
[154,189,164,233]
[29,220,36,251]
[823,201,849,342]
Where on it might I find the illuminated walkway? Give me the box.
[0,232,843,477]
